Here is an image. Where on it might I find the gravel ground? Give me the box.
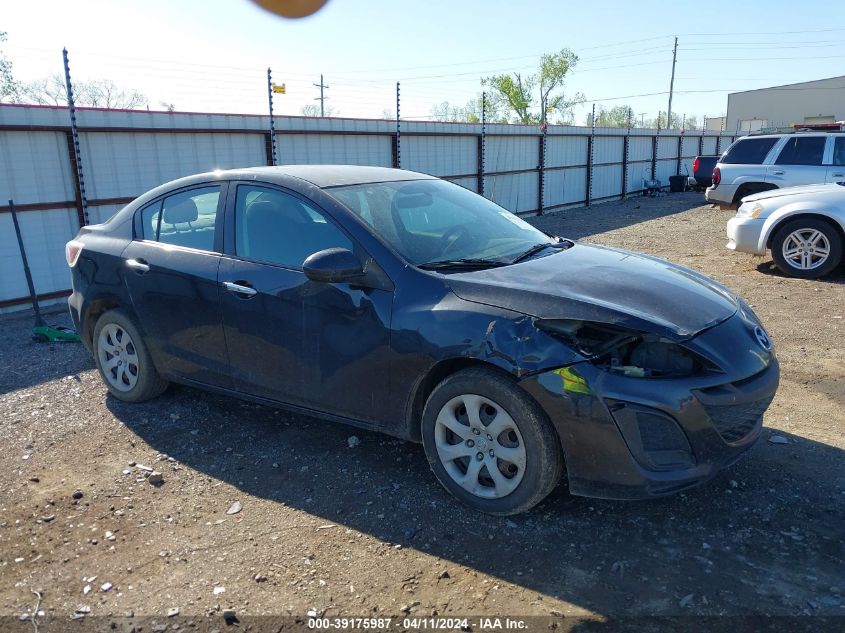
[1,192,843,630]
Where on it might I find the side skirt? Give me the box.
[167,375,418,443]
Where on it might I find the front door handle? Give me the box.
[771,170,785,175]
[126,258,150,274]
[832,173,845,178]
[223,281,258,297]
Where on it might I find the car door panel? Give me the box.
[767,136,829,187]
[219,183,394,424]
[123,242,229,385]
[121,184,230,388]
[828,137,845,183]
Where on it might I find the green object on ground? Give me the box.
[32,325,81,343]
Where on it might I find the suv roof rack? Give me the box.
[746,123,845,136]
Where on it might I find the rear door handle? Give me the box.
[223,281,258,297]
[125,258,150,274]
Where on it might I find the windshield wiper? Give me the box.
[510,239,573,264]
[418,258,508,270]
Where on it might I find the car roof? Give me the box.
[216,165,435,188]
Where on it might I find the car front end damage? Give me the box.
[517,309,779,500]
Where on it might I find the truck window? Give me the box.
[775,137,826,166]
[721,137,778,165]
[832,138,845,166]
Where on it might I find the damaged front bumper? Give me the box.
[518,321,780,500]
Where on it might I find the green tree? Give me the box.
[585,105,635,128]
[300,103,337,117]
[429,94,507,124]
[482,49,584,124]
[0,31,21,102]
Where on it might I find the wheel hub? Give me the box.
[433,393,526,500]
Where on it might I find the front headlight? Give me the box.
[736,202,765,219]
[535,319,719,378]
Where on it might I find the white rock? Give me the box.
[347,435,361,448]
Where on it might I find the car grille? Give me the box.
[702,395,774,444]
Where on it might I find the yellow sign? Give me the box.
[272,83,286,94]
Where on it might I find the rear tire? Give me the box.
[771,218,842,279]
[421,367,563,515]
[732,183,777,206]
[93,309,168,402]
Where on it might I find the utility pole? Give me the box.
[639,112,646,127]
[313,74,329,117]
[667,36,678,131]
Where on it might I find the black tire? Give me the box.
[771,218,843,279]
[92,309,168,402]
[421,367,563,515]
[732,182,776,206]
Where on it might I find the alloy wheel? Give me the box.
[781,228,831,271]
[433,394,527,499]
[97,323,140,392]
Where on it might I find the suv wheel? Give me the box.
[93,309,169,402]
[771,218,842,279]
[421,367,563,515]
[733,183,776,206]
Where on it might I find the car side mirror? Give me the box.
[303,248,365,284]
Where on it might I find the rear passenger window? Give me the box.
[141,186,221,251]
[234,185,352,268]
[721,137,778,164]
[775,137,826,166]
[832,138,845,166]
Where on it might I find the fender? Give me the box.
[758,204,845,252]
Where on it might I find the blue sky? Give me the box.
[3,0,845,126]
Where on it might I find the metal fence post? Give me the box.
[478,92,486,198]
[621,129,630,200]
[395,82,401,169]
[267,68,277,166]
[63,48,89,227]
[538,124,547,215]
[651,134,658,181]
[676,132,683,175]
[586,103,595,207]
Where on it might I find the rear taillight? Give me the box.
[65,240,84,267]
[693,157,700,174]
[712,167,721,187]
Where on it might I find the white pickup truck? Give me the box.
[706,132,845,208]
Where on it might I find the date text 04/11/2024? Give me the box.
[307,617,530,630]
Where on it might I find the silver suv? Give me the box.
[706,132,845,208]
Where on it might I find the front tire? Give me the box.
[771,218,842,279]
[421,367,563,515]
[93,309,168,402]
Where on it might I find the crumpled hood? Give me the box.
[743,183,845,202]
[446,243,738,341]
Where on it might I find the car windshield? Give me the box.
[327,179,557,266]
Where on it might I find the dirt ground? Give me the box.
[1,192,843,631]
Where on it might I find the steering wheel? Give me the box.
[439,225,471,256]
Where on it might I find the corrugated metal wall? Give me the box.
[0,104,736,311]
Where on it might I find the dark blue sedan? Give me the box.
[66,166,779,514]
